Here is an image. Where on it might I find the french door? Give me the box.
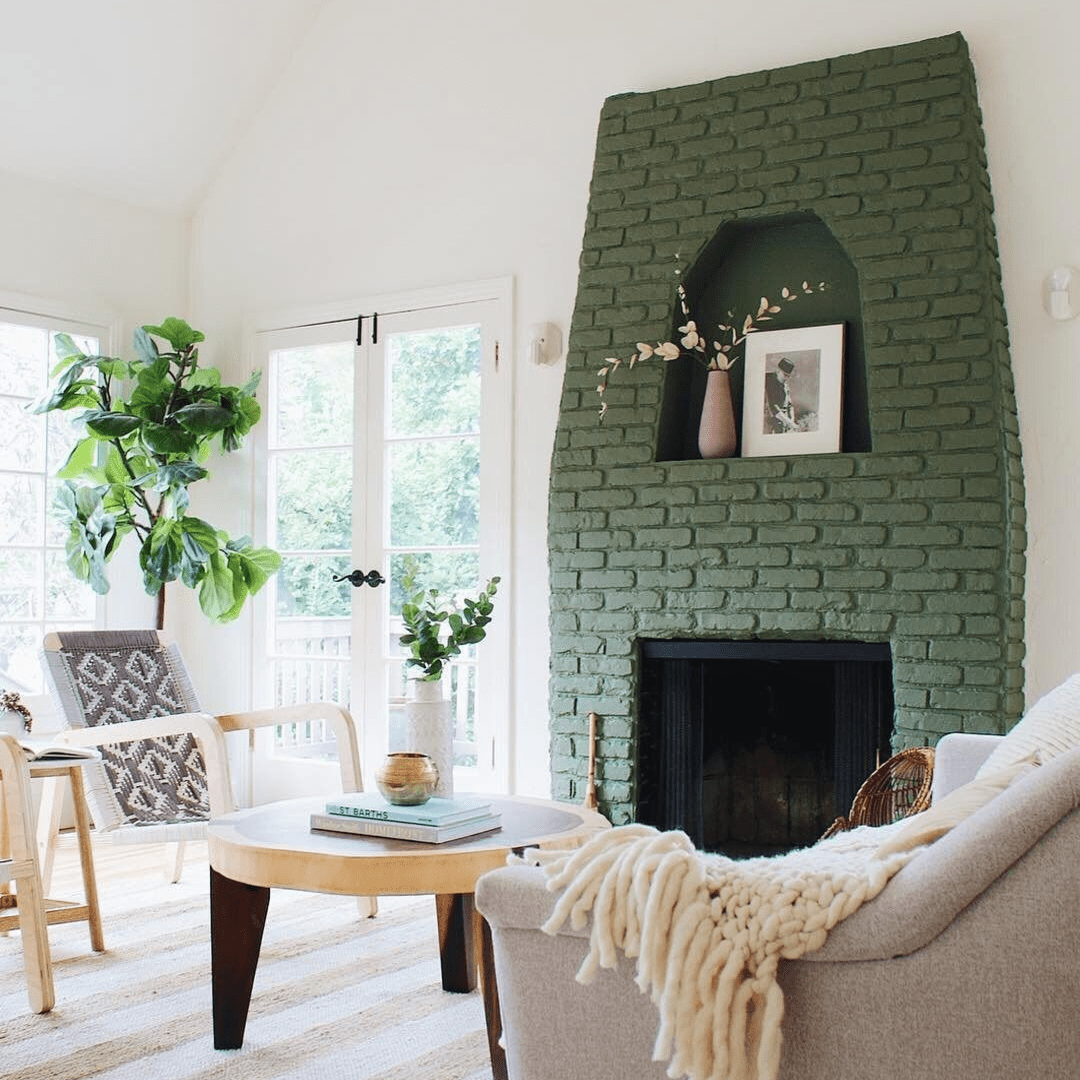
[252,283,511,799]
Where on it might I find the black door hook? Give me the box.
[333,569,386,588]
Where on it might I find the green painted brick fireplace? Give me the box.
[547,33,1025,825]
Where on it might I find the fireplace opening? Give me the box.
[636,640,894,856]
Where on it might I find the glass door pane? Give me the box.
[380,321,483,767]
[264,332,355,762]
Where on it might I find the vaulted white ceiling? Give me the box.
[1,0,326,215]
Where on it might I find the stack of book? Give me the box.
[310,792,501,843]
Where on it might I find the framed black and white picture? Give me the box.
[741,323,845,457]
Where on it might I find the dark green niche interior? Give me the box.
[656,213,868,461]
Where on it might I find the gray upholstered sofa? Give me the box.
[475,732,1080,1080]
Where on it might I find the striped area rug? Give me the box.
[0,839,491,1080]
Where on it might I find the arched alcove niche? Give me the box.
[657,212,869,461]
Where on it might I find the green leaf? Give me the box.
[132,326,159,366]
[220,551,257,621]
[187,368,222,390]
[179,519,217,589]
[140,422,198,455]
[229,543,281,595]
[102,446,133,486]
[89,356,130,380]
[142,517,184,587]
[82,409,142,438]
[180,516,219,554]
[198,551,238,621]
[57,437,98,479]
[174,402,234,433]
[143,318,205,352]
[154,462,208,491]
[29,370,98,414]
[135,355,171,386]
[52,333,84,364]
[73,484,104,519]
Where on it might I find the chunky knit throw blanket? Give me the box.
[519,821,917,1080]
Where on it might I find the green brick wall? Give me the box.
[548,33,1025,825]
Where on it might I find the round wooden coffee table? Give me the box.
[208,793,607,1077]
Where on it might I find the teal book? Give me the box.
[325,792,494,827]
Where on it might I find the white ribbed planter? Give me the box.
[0,710,26,739]
[404,678,453,799]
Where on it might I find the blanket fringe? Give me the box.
[519,821,916,1080]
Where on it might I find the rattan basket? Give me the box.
[822,746,935,839]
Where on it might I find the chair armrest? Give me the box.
[931,732,1002,800]
[61,711,236,815]
[215,702,363,793]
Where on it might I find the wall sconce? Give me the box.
[1044,266,1080,320]
[528,322,563,366]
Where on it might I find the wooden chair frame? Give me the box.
[0,732,55,1013]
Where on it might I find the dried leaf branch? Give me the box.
[596,271,828,421]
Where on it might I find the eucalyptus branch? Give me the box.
[398,556,501,681]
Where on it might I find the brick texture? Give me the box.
[548,33,1025,824]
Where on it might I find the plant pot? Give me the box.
[0,710,27,739]
[698,367,738,459]
[404,678,454,799]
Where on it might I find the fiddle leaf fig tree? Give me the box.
[32,317,281,626]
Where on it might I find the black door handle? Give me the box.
[333,569,386,588]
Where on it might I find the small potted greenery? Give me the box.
[399,558,500,680]
[397,558,500,797]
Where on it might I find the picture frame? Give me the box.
[740,323,845,458]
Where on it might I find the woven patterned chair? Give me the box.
[0,732,55,1012]
[821,746,936,839]
[41,629,372,896]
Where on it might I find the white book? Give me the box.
[19,739,101,762]
[310,810,502,844]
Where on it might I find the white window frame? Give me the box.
[246,278,514,795]
[0,291,117,723]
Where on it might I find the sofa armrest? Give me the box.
[809,743,1080,961]
[480,746,1080,969]
[931,732,1001,800]
[477,863,580,933]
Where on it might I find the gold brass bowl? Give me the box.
[375,752,439,805]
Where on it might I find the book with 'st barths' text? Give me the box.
[310,810,502,844]
[324,792,494,828]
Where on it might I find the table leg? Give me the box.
[435,892,477,992]
[211,867,270,1049]
[474,905,508,1080]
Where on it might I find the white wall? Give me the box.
[180,0,1080,796]
[0,167,189,632]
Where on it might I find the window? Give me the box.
[0,305,106,693]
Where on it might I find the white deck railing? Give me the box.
[269,616,478,765]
